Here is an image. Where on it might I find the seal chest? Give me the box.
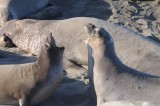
[84,23,160,106]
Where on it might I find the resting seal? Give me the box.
[0,34,64,106]
[84,24,160,106]
[0,0,48,26]
[0,18,159,76]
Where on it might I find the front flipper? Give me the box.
[19,96,30,106]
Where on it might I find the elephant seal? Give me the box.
[0,18,159,76]
[0,34,64,106]
[84,24,160,106]
[0,0,48,26]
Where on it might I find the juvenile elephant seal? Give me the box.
[0,34,64,106]
[0,0,48,26]
[84,24,160,106]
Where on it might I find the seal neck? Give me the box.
[93,43,117,61]
[36,46,50,81]
[93,43,123,75]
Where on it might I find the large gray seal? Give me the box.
[0,18,159,76]
[0,34,64,106]
[0,0,48,26]
[84,23,160,106]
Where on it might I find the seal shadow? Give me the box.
[34,77,96,106]
[26,0,112,20]
[0,49,37,65]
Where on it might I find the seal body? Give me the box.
[0,34,64,106]
[84,24,160,106]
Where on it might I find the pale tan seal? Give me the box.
[0,34,64,106]
[0,0,49,26]
[0,18,159,77]
[84,23,160,106]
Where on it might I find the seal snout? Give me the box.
[84,23,114,46]
[84,23,102,45]
[84,23,96,36]
[84,23,103,38]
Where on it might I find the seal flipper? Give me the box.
[19,96,29,106]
